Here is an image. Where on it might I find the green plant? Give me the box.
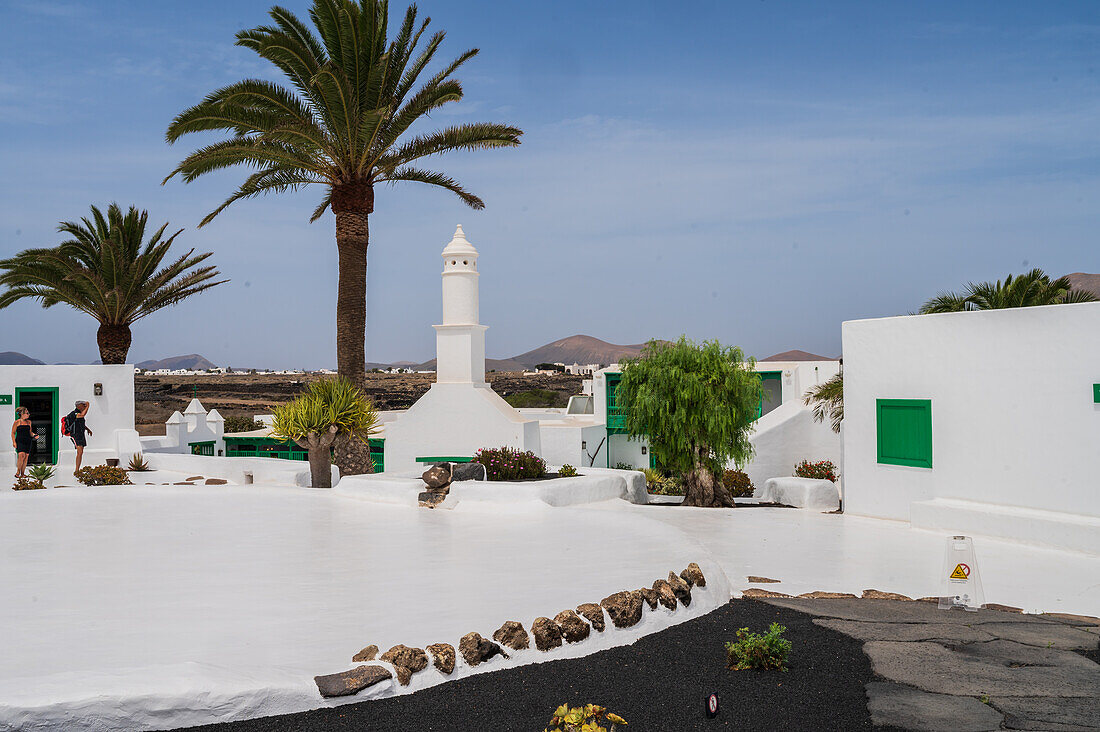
[503,388,567,408]
[919,268,1096,313]
[270,378,379,488]
[803,371,843,434]
[642,467,662,485]
[558,464,578,478]
[722,469,754,497]
[27,464,55,482]
[127,453,151,471]
[545,703,627,731]
[618,337,763,507]
[0,204,225,364]
[614,462,634,471]
[473,446,546,481]
[794,459,838,482]
[12,477,46,491]
[725,623,792,671]
[74,465,133,486]
[223,415,267,434]
[648,475,685,496]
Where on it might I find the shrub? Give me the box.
[722,469,754,497]
[503,388,567,408]
[27,464,55,482]
[74,465,133,486]
[223,415,266,433]
[545,703,627,731]
[614,462,634,471]
[473,446,546,481]
[794,459,838,482]
[127,453,151,471]
[558,464,578,478]
[12,476,46,491]
[725,623,792,671]
[647,474,685,496]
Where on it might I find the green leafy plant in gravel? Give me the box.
[558,464,578,478]
[794,459,838,482]
[12,476,46,491]
[74,465,133,486]
[473,446,545,481]
[726,622,792,671]
[27,464,55,482]
[545,703,627,731]
[127,453,151,471]
[722,469,754,497]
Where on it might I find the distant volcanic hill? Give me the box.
[1065,272,1100,299]
[508,335,653,369]
[0,351,44,365]
[136,354,217,371]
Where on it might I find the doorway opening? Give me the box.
[15,388,59,465]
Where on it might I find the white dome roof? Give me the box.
[441,224,478,258]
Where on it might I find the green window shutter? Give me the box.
[876,399,932,468]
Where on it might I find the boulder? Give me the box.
[666,571,692,606]
[314,665,391,698]
[532,616,563,651]
[601,591,644,628]
[418,491,447,508]
[426,643,455,674]
[682,562,706,588]
[421,463,452,490]
[351,644,378,662]
[492,620,530,651]
[651,579,678,610]
[204,478,228,485]
[452,462,487,481]
[379,644,428,686]
[576,603,606,632]
[554,610,591,643]
[459,632,506,666]
[637,587,659,610]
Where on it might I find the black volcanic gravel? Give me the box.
[181,599,879,732]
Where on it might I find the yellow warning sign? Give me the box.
[949,563,970,580]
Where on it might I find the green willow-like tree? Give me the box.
[619,337,763,508]
[163,0,521,472]
[0,204,225,364]
[919,268,1096,313]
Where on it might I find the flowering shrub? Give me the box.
[74,465,133,486]
[794,459,838,483]
[558,464,578,478]
[473,447,546,481]
[545,703,627,731]
[722,469,754,497]
[12,476,46,491]
[726,622,792,671]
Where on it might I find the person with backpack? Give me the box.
[64,401,92,474]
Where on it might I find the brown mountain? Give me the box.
[0,351,44,365]
[137,354,218,371]
[413,357,528,372]
[509,335,652,368]
[1066,272,1100,299]
[759,349,835,362]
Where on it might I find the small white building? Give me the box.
[842,301,1100,554]
[140,398,225,457]
[382,226,541,472]
[0,364,138,470]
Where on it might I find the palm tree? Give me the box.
[919,269,1097,313]
[803,371,843,434]
[0,204,225,364]
[163,0,521,389]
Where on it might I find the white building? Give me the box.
[382,226,541,471]
[842,302,1100,554]
[0,364,139,470]
[140,398,225,457]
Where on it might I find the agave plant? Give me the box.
[127,453,151,472]
[919,268,1096,313]
[270,377,379,488]
[0,204,225,363]
[27,464,55,482]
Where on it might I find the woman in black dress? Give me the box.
[11,406,39,478]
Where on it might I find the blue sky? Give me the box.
[1,0,1097,367]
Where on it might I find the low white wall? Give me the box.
[0,365,135,468]
[738,399,843,490]
[143,453,339,488]
[842,302,1100,552]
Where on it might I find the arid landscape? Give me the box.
[135,372,583,435]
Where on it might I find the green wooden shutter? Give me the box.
[876,399,932,468]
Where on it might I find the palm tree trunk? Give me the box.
[97,323,132,364]
[331,181,375,475]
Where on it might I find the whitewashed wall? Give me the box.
[0,365,134,468]
[842,302,1100,553]
[738,398,843,490]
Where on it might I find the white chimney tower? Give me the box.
[435,225,487,383]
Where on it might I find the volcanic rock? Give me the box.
[379,644,428,686]
[492,620,530,651]
[421,463,452,489]
[532,616,563,651]
[426,643,455,674]
[351,644,378,662]
[204,478,228,485]
[459,632,506,666]
[681,562,706,587]
[601,591,644,628]
[554,610,591,643]
[576,603,606,632]
[651,579,678,610]
[314,665,391,697]
[637,587,659,610]
[667,571,692,606]
[862,589,913,601]
[453,462,487,481]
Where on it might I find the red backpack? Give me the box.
[61,412,74,437]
